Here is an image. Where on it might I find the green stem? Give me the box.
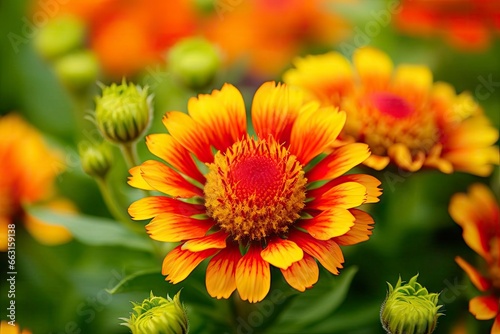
[96,177,143,234]
[120,141,140,170]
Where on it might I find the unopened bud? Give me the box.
[94,80,152,144]
[121,291,188,334]
[168,37,221,89]
[54,51,100,92]
[381,274,443,334]
[34,15,86,60]
[79,142,113,178]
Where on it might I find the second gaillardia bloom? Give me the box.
[128,82,382,303]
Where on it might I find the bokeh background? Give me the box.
[0,0,499,333]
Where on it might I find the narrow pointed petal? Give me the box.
[469,295,498,320]
[139,160,204,198]
[182,231,228,252]
[290,105,346,165]
[281,254,319,292]
[206,245,241,299]
[235,245,271,303]
[289,230,344,275]
[307,181,367,210]
[146,213,214,242]
[162,111,214,163]
[146,133,205,184]
[128,196,205,220]
[306,143,370,182]
[162,245,218,284]
[260,238,303,270]
[188,84,246,152]
[299,208,355,240]
[335,209,375,246]
[128,166,155,190]
[251,81,305,144]
[455,256,491,292]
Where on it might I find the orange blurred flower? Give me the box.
[395,0,500,51]
[283,47,499,175]
[128,82,381,303]
[450,183,500,333]
[35,0,198,78]
[0,321,31,334]
[203,0,350,77]
[0,114,72,251]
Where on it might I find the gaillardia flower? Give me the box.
[450,183,500,333]
[128,82,381,302]
[283,47,499,175]
[0,114,72,251]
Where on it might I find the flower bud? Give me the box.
[79,142,113,179]
[121,291,188,334]
[34,15,86,60]
[381,274,443,334]
[54,51,100,92]
[94,80,152,144]
[168,37,221,89]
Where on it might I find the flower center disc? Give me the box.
[204,137,307,241]
[370,92,414,119]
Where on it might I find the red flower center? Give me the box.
[204,137,307,241]
[370,92,414,119]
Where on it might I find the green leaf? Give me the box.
[266,266,358,333]
[27,206,153,252]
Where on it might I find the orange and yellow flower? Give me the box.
[395,0,500,51]
[0,321,31,334]
[128,82,381,302]
[203,0,350,78]
[283,47,499,175]
[450,183,500,333]
[0,114,72,251]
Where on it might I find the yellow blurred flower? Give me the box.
[0,114,72,251]
[283,47,499,175]
[450,183,500,333]
[0,321,31,334]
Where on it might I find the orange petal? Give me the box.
[139,160,203,198]
[331,174,382,204]
[290,105,346,165]
[289,230,344,275]
[146,213,214,242]
[260,238,303,270]
[162,111,213,163]
[251,81,306,145]
[188,83,246,152]
[363,154,391,171]
[469,295,498,320]
[298,208,355,240]
[334,209,375,246]
[306,143,370,182]
[182,231,228,252]
[281,253,319,292]
[162,245,218,284]
[455,256,491,292]
[235,244,271,303]
[388,143,426,172]
[393,65,433,97]
[493,314,500,334]
[146,134,205,184]
[206,245,241,299]
[353,47,393,91]
[128,196,205,220]
[128,165,155,191]
[307,181,367,210]
[0,217,10,251]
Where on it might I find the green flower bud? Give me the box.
[94,80,152,144]
[381,274,443,334]
[79,142,113,179]
[168,37,221,89]
[34,15,86,60]
[121,292,189,334]
[54,51,100,92]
